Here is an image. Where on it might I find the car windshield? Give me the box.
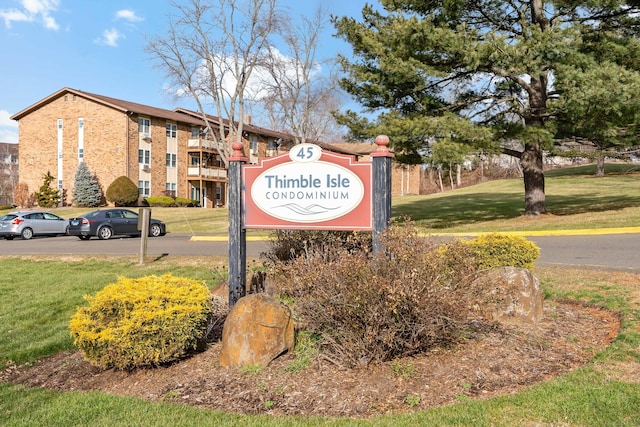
[0,214,18,221]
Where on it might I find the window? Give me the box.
[268,139,278,150]
[138,149,150,165]
[166,123,177,138]
[138,180,150,196]
[166,153,177,167]
[78,118,84,161]
[191,127,200,138]
[249,135,258,153]
[190,155,200,166]
[165,182,177,197]
[138,118,150,136]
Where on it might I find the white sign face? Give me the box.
[250,145,366,223]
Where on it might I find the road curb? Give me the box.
[189,227,640,241]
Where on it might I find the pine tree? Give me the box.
[72,162,102,207]
[35,171,61,208]
[333,1,640,215]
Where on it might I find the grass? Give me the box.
[1,163,640,426]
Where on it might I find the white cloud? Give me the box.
[0,110,19,144]
[115,9,143,22]
[94,28,124,47]
[0,0,60,30]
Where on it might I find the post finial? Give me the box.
[375,135,390,153]
[232,141,244,157]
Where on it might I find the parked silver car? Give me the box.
[0,211,69,240]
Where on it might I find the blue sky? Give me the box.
[0,0,368,144]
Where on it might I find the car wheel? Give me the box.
[149,223,162,237]
[78,235,91,240]
[98,226,113,240]
[20,228,34,240]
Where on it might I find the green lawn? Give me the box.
[1,163,639,426]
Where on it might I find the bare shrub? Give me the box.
[262,229,372,266]
[269,223,482,368]
[13,182,35,208]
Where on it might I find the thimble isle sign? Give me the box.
[243,143,373,230]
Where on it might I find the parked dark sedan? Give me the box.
[68,208,166,240]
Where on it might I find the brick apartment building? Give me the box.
[10,87,292,208]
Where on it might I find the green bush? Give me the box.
[105,176,139,207]
[69,274,213,370]
[464,233,540,270]
[174,197,199,207]
[145,195,176,207]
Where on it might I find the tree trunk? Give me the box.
[448,165,454,190]
[456,164,462,187]
[596,152,605,177]
[437,166,444,192]
[521,143,547,215]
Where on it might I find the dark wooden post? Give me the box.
[371,135,394,254]
[228,142,247,306]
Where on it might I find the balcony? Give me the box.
[188,138,227,151]
[187,166,227,180]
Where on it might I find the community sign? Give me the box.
[243,143,372,230]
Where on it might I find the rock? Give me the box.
[468,267,543,325]
[219,293,295,367]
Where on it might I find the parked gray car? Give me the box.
[0,211,69,240]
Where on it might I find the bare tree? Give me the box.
[147,0,281,165]
[257,6,344,144]
[0,143,18,205]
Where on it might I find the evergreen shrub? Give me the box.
[145,195,176,207]
[174,197,199,207]
[464,233,540,270]
[105,176,139,206]
[35,171,60,208]
[69,274,213,370]
[72,162,102,207]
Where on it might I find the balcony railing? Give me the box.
[187,166,227,179]
[188,138,227,151]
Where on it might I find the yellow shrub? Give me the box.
[464,233,540,270]
[69,274,212,370]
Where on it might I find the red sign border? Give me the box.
[243,149,373,230]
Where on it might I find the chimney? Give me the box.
[244,115,252,125]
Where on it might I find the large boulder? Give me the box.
[219,293,295,367]
[468,267,543,325]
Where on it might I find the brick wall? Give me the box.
[18,94,128,205]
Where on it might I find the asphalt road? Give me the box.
[0,232,637,273]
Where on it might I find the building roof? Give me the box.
[10,87,360,157]
[0,142,18,154]
[175,107,360,157]
[10,87,205,126]
[327,142,380,156]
